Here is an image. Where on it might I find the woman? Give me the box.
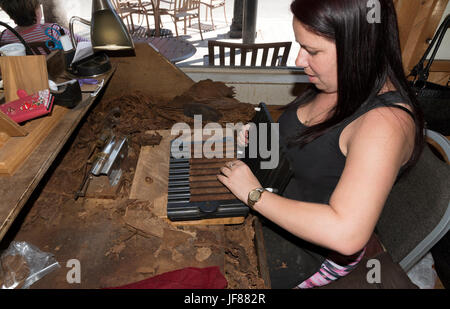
[218,0,424,288]
[0,0,86,53]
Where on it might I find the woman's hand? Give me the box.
[217,160,262,204]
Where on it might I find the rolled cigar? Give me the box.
[190,193,237,202]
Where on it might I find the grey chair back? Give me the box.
[376,129,450,271]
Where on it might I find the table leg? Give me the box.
[152,0,161,37]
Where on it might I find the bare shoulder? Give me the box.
[342,103,416,164]
[357,103,415,139]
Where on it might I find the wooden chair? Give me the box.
[112,0,160,38]
[159,0,175,9]
[376,129,450,272]
[205,40,292,67]
[0,41,51,55]
[27,42,52,55]
[112,0,139,34]
[201,0,227,29]
[160,0,203,40]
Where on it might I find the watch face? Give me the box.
[249,189,262,202]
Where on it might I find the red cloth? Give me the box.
[106,267,227,289]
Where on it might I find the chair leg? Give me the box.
[125,16,132,33]
[144,14,151,37]
[173,18,179,37]
[198,11,203,40]
[130,14,136,33]
[224,5,228,25]
[210,6,214,29]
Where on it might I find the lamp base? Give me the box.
[67,52,112,77]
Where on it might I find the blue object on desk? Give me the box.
[45,24,63,50]
[78,79,99,86]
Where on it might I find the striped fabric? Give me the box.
[298,247,366,289]
[0,23,87,54]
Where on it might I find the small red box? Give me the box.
[0,89,54,124]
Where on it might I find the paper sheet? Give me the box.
[72,41,94,64]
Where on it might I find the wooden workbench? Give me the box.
[0,43,193,242]
[0,58,116,242]
[0,44,267,289]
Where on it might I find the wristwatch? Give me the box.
[247,188,266,209]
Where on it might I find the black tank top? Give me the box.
[279,91,414,204]
[260,91,414,288]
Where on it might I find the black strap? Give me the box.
[410,14,450,83]
[377,92,415,120]
[384,104,415,120]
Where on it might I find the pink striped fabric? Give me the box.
[298,247,366,289]
[1,23,87,54]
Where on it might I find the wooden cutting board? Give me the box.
[130,130,245,225]
[0,54,63,175]
[0,105,67,176]
[0,55,49,103]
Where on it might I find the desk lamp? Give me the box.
[68,0,134,76]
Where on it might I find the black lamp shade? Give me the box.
[90,0,134,51]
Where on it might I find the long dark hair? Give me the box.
[288,0,424,170]
[0,0,40,27]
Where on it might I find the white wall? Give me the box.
[47,0,92,38]
[434,1,450,60]
[51,0,92,23]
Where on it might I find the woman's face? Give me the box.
[293,18,338,94]
[35,5,43,24]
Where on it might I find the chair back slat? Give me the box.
[240,47,247,66]
[270,46,280,66]
[280,43,291,66]
[261,48,269,67]
[207,40,292,67]
[219,46,225,66]
[177,0,199,11]
[250,48,258,66]
[208,42,215,65]
[230,47,236,66]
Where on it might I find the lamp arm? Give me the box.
[0,21,34,55]
[69,16,91,49]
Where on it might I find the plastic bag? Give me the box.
[0,241,60,289]
[407,252,438,289]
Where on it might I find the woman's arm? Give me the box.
[218,106,415,255]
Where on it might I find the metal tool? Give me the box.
[44,24,63,50]
[74,106,126,199]
[74,134,128,199]
[91,135,128,185]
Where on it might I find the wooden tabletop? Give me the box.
[0,64,115,242]
[134,37,197,63]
